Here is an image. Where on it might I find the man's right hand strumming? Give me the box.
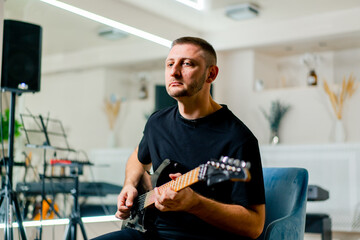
[115,185,138,220]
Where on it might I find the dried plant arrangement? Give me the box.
[104,95,121,130]
[323,74,358,120]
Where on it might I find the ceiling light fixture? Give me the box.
[225,3,259,21]
[40,0,172,48]
[175,0,205,11]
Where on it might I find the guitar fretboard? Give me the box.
[140,166,201,209]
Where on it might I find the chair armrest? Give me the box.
[264,180,308,240]
[264,215,300,240]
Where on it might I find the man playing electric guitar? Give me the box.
[92,37,265,240]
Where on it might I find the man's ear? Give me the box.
[206,65,219,83]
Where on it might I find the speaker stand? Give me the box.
[0,92,27,240]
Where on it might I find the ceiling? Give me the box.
[3,0,146,56]
[123,0,360,32]
[3,0,360,61]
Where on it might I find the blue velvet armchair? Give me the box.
[257,168,309,240]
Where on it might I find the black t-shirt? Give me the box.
[138,105,265,240]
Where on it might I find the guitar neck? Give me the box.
[142,166,201,208]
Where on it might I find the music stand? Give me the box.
[19,113,83,240]
[20,113,75,152]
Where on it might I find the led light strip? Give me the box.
[0,215,119,228]
[175,0,204,10]
[40,0,172,48]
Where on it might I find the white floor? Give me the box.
[306,232,360,240]
[2,219,360,240]
[0,218,123,240]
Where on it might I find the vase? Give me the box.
[270,130,280,145]
[107,130,117,148]
[333,119,346,143]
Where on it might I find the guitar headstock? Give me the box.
[200,156,251,186]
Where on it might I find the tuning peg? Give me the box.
[233,159,241,167]
[239,160,245,168]
[220,156,229,163]
[209,161,216,167]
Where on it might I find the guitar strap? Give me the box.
[150,159,171,188]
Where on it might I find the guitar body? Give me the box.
[122,159,173,232]
[122,207,147,233]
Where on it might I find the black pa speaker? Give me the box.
[1,20,42,93]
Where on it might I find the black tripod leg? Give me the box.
[0,194,4,207]
[71,221,77,240]
[64,220,72,240]
[64,218,77,240]
[12,193,27,239]
[78,218,88,240]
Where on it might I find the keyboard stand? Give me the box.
[63,167,87,240]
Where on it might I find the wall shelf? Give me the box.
[253,47,360,92]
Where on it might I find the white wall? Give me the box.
[18,63,166,156]
[20,68,108,151]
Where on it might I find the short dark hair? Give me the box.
[171,36,217,66]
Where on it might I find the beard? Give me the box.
[167,73,207,98]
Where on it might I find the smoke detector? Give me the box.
[225,3,259,21]
[98,26,129,40]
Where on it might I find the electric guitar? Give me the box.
[122,156,251,232]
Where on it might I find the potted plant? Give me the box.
[261,100,290,144]
[1,109,22,141]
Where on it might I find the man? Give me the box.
[93,37,265,240]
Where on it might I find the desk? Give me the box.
[306,213,332,240]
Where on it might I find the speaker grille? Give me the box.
[1,20,42,93]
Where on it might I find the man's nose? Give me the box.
[170,63,181,77]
